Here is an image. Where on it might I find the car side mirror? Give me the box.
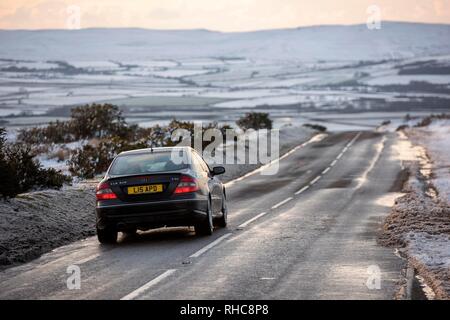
[212,166,225,176]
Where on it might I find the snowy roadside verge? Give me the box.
[379,121,450,299]
[0,181,97,269]
[0,125,318,270]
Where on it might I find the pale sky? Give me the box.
[0,0,449,31]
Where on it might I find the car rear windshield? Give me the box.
[109,151,189,175]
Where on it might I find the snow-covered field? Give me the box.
[1,54,449,129]
[365,75,450,86]
[1,22,450,129]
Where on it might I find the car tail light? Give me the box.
[96,182,117,200]
[174,175,199,194]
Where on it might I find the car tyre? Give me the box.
[215,193,228,228]
[97,227,118,244]
[195,198,213,236]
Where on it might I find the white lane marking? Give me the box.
[345,132,361,149]
[238,212,268,228]
[225,132,359,189]
[189,233,232,258]
[295,185,309,195]
[309,176,321,185]
[224,134,327,188]
[322,167,331,175]
[333,132,361,163]
[349,132,362,145]
[121,269,177,300]
[330,159,338,167]
[342,132,361,151]
[355,135,386,189]
[271,197,293,210]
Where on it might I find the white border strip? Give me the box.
[309,176,321,185]
[189,233,232,258]
[238,212,269,228]
[322,167,331,174]
[295,185,310,195]
[121,269,177,300]
[271,197,293,210]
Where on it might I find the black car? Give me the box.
[95,147,227,244]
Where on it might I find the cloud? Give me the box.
[148,7,180,20]
[0,1,69,29]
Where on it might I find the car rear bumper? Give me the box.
[96,196,208,230]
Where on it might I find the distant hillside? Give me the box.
[0,22,450,61]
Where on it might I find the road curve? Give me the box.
[0,131,405,300]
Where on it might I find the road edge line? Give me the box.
[120,269,177,300]
[238,212,268,228]
[189,233,232,258]
[271,197,293,210]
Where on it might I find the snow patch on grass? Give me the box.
[408,119,450,203]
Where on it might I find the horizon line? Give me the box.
[1,20,449,33]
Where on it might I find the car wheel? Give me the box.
[215,193,228,228]
[97,227,118,244]
[195,198,213,236]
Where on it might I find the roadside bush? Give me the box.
[35,168,72,189]
[18,120,75,145]
[167,119,232,149]
[0,128,71,198]
[415,117,432,127]
[303,123,327,132]
[70,103,130,139]
[135,124,170,148]
[67,119,233,178]
[16,103,236,179]
[236,112,273,130]
[17,104,133,145]
[0,128,16,198]
[415,113,450,128]
[68,144,103,179]
[396,125,409,131]
[68,137,148,179]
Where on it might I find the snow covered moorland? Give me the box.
[0,22,450,130]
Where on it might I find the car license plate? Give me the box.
[128,184,163,195]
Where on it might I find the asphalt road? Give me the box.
[0,131,405,300]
